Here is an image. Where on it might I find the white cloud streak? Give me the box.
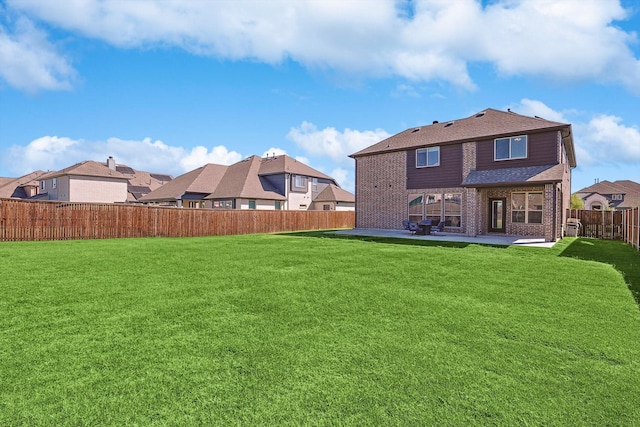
[287,121,391,163]
[1,136,243,177]
[3,0,639,93]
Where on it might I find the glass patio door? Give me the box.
[489,198,506,233]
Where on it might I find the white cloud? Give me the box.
[328,167,352,192]
[0,16,75,92]
[507,99,640,167]
[1,136,242,176]
[287,121,391,163]
[579,115,640,165]
[4,0,639,92]
[508,99,569,123]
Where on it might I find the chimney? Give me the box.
[107,156,116,170]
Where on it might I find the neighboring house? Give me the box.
[140,154,354,211]
[312,184,356,211]
[350,108,576,242]
[574,180,640,210]
[0,171,47,199]
[36,157,173,203]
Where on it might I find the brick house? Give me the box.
[350,108,576,242]
[574,180,640,210]
[35,157,172,203]
[140,154,355,211]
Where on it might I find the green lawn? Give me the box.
[1,234,639,425]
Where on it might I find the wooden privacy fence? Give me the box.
[0,198,355,242]
[566,209,623,240]
[566,208,639,250]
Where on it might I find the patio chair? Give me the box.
[433,221,445,233]
[402,220,410,231]
[408,222,420,234]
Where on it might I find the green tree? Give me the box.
[571,193,585,209]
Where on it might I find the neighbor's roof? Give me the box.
[351,108,576,167]
[259,155,334,181]
[39,161,129,180]
[0,170,47,198]
[576,179,640,196]
[115,164,173,202]
[139,163,227,202]
[313,184,355,203]
[206,155,285,200]
[462,164,565,188]
[575,179,640,208]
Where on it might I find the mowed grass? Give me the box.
[1,234,639,425]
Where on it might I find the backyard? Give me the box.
[1,233,639,425]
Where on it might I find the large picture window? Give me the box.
[425,194,442,223]
[408,194,423,223]
[512,192,543,224]
[416,147,440,168]
[444,193,462,227]
[495,136,527,161]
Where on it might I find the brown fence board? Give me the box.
[622,207,639,251]
[0,198,355,242]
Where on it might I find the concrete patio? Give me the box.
[331,228,557,248]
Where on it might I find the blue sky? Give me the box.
[1,0,639,194]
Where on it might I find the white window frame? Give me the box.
[52,178,57,189]
[495,135,527,161]
[416,147,440,168]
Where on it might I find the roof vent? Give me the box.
[475,112,485,118]
[411,128,421,133]
[432,120,439,124]
[444,122,454,128]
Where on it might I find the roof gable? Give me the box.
[207,156,285,200]
[314,184,355,203]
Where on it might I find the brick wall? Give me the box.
[355,152,407,229]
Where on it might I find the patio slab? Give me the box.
[331,228,557,248]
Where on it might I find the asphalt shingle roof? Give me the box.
[462,164,565,187]
[351,108,575,167]
[314,184,355,203]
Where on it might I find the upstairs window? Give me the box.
[52,178,57,189]
[292,175,307,191]
[495,135,527,161]
[611,194,623,201]
[416,147,440,168]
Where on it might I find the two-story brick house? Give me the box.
[350,108,576,242]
